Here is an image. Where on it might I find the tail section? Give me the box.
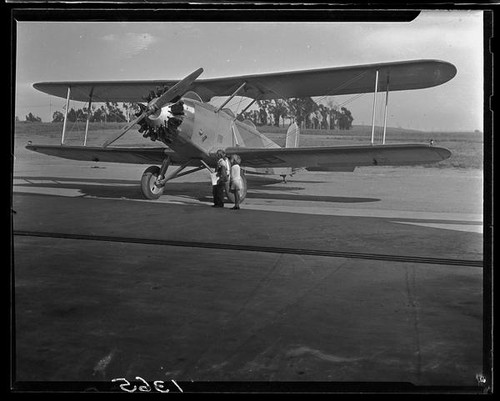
[285,122,300,148]
[275,123,301,182]
[239,122,300,181]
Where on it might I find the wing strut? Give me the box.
[382,74,390,145]
[215,82,246,113]
[61,86,71,145]
[84,89,94,146]
[235,98,257,121]
[370,70,379,145]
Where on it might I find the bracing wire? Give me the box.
[225,95,246,114]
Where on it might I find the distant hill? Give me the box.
[261,124,477,136]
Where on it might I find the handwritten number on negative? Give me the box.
[112,377,182,393]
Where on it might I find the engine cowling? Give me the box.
[137,100,185,144]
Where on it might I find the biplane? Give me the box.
[27,59,456,203]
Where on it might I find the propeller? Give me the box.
[102,67,204,148]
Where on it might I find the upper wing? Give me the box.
[33,59,456,103]
[225,144,451,169]
[25,144,187,165]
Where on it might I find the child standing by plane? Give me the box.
[230,154,243,210]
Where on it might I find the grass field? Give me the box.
[14,121,484,170]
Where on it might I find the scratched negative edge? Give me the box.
[13,230,483,268]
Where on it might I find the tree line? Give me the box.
[241,98,353,130]
[22,97,354,130]
[51,102,139,123]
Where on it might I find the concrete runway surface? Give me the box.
[12,149,485,391]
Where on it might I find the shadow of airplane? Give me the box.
[14,175,381,204]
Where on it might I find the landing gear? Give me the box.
[140,156,171,199]
[140,158,206,200]
[141,166,165,199]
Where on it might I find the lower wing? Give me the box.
[25,145,186,165]
[225,144,451,169]
[25,143,451,170]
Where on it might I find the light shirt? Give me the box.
[223,158,231,178]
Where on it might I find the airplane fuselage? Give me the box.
[144,97,280,168]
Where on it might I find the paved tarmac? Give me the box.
[12,149,485,392]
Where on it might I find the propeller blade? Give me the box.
[150,67,204,111]
[102,68,203,148]
[102,112,146,148]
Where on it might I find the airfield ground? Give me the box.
[11,123,486,392]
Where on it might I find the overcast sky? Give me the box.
[15,10,484,132]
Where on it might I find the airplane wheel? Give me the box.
[141,166,165,200]
[226,172,247,204]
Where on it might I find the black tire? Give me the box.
[226,171,247,204]
[141,166,164,200]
